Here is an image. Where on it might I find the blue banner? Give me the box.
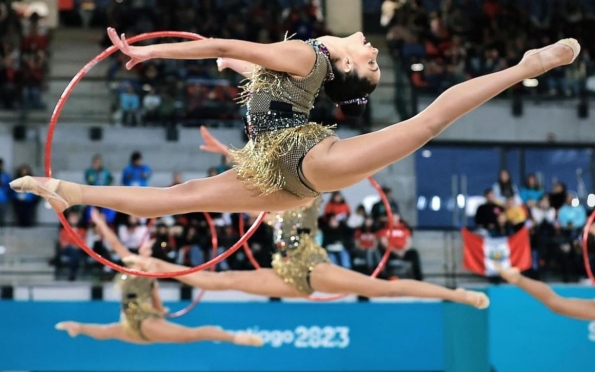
[489,286,595,372]
[0,302,444,372]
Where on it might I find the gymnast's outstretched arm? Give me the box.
[90,208,133,258]
[500,267,595,321]
[106,27,315,77]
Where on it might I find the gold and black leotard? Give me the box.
[117,274,162,340]
[229,40,337,198]
[271,197,330,294]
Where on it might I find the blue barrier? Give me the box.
[489,286,595,372]
[1,286,594,372]
[0,302,444,372]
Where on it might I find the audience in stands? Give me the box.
[378,213,423,281]
[85,154,113,186]
[520,174,544,208]
[385,0,595,98]
[121,151,152,187]
[0,10,50,111]
[12,164,39,227]
[58,213,86,281]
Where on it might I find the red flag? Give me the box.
[462,227,532,276]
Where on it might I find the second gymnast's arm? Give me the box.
[92,211,132,258]
[517,275,595,320]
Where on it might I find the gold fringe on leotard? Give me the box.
[228,123,335,196]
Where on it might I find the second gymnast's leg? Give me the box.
[140,318,263,346]
[125,256,305,298]
[499,267,595,320]
[303,40,580,191]
[55,322,145,344]
[310,263,489,308]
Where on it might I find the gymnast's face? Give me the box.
[344,32,381,84]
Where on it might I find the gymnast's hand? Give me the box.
[107,27,152,70]
[199,126,229,156]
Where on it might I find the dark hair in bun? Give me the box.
[324,62,377,117]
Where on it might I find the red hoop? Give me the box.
[239,177,395,301]
[165,212,219,318]
[44,31,265,278]
[581,209,595,285]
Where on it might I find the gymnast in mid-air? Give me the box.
[11,29,580,217]
[499,266,595,321]
[119,126,491,309]
[55,209,263,346]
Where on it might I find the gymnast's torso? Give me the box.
[271,197,330,294]
[117,274,162,340]
[228,40,338,198]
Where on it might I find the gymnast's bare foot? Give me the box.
[520,38,580,77]
[55,322,81,337]
[456,288,490,310]
[233,333,264,347]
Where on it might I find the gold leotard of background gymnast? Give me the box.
[55,209,262,346]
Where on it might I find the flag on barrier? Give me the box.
[462,227,532,276]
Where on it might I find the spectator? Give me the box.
[549,182,568,210]
[58,213,86,281]
[492,169,520,204]
[121,151,151,187]
[0,158,11,226]
[151,223,178,263]
[474,189,503,232]
[85,154,113,186]
[346,204,367,230]
[371,187,400,230]
[324,191,350,222]
[557,194,586,240]
[170,171,183,187]
[530,195,557,229]
[504,197,527,230]
[321,214,351,269]
[377,214,423,281]
[120,84,140,126]
[12,164,39,227]
[79,0,96,29]
[117,215,148,253]
[142,87,162,125]
[520,174,544,208]
[353,217,381,274]
[490,213,515,238]
[216,155,232,175]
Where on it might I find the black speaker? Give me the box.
[512,96,523,117]
[181,285,193,300]
[578,100,589,119]
[89,126,103,141]
[1,285,14,299]
[13,125,26,141]
[166,126,179,142]
[91,286,103,300]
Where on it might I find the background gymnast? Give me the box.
[55,209,263,346]
[119,126,490,309]
[498,266,595,321]
[10,30,580,220]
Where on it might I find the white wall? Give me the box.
[324,0,362,35]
